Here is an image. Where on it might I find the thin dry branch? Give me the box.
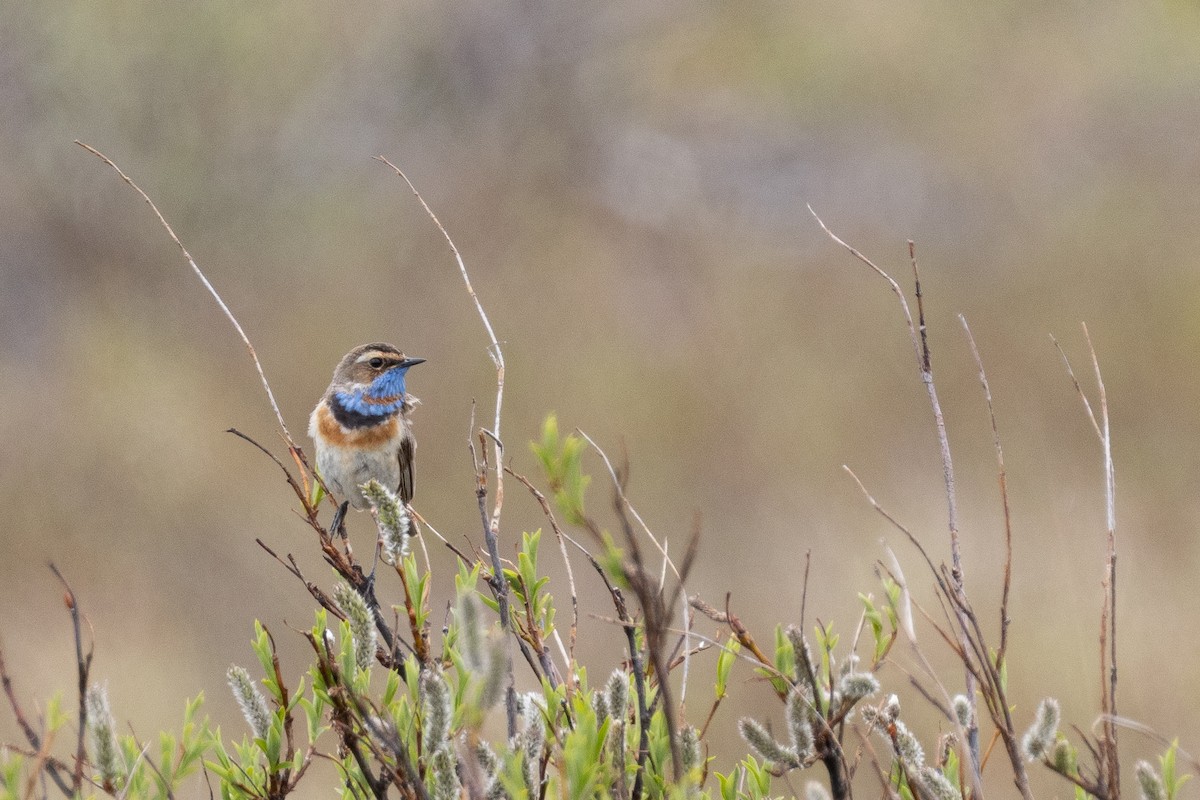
[958,316,1014,663]
[76,141,295,444]
[1083,322,1119,795]
[806,209,964,578]
[0,644,74,796]
[808,209,961,568]
[375,158,507,537]
[577,430,677,580]
[842,466,943,614]
[374,158,504,435]
[505,466,580,672]
[1050,334,1103,441]
[807,209,922,376]
[577,428,696,709]
[376,157,519,734]
[1054,325,1120,794]
[811,209,979,770]
[1082,323,1115,534]
[47,564,93,795]
[469,430,519,736]
[846,466,1032,800]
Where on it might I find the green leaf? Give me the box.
[742,756,771,799]
[814,622,838,684]
[716,637,739,698]
[251,622,276,693]
[45,693,68,733]
[562,700,608,800]
[715,767,739,800]
[530,414,591,525]
[773,624,795,679]
[1161,738,1192,799]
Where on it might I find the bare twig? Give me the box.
[578,429,696,712]
[378,157,520,734]
[126,726,177,800]
[1102,715,1200,774]
[846,465,1032,799]
[799,551,812,633]
[376,159,508,543]
[807,212,960,569]
[76,142,295,444]
[843,467,943,609]
[0,644,73,795]
[612,495,686,781]
[1050,334,1103,440]
[959,316,1015,664]
[47,563,92,795]
[577,430,677,579]
[811,209,978,769]
[469,431,518,737]
[375,158,504,444]
[1054,326,1120,796]
[1083,323,1119,795]
[505,466,580,675]
[408,508,474,565]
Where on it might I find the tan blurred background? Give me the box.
[3,1,1200,795]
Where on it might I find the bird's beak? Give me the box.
[400,357,426,369]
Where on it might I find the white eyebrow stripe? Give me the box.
[355,351,389,364]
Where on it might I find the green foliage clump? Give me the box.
[1,415,1192,800]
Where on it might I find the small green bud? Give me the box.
[739,718,801,769]
[838,671,880,702]
[884,694,901,722]
[607,669,629,719]
[85,684,124,789]
[919,767,962,800]
[333,582,378,671]
[680,725,702,772]
[429,745,460,800]
[361,479,411,564]
[227,665,271,740]
[951,695,972,728]
[1051,737,1075,774]
[1135,760,1167,800]
[1021,698,1059,761]
[892,720,925,771]
[786,688,815,761]
[421,666,452,749]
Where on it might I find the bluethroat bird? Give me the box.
[309,343,425,519]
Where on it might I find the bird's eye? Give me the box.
[369,357,385,369]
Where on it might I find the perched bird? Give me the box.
[309,343,425,511]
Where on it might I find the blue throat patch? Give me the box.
[370,365,409,400]
[334,365,411,418]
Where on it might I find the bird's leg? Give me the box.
[330,500,349,539]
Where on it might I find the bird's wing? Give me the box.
[398,435,415,504]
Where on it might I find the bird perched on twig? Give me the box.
[309,343,425,520]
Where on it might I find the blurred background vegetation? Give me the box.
[4,1,1200,795]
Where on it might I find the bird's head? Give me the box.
[332,343,425,399]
